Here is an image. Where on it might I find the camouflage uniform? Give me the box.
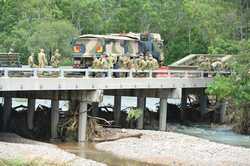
[199,57,211,71]
[211,61,222,71]
[137,56,146,70]
[148,56,159,70]
[107,54,115,69]
[124,56,133,69]
[100,55,109,69]
[92,57,101,69]
[38,49,47,68]
[28,53,36,68]
[51,49,61,68]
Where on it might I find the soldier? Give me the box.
[211,61,223,71]
[100,54,109,69]
[124,56,133,69]
[199,57,211,71]
[51,49,61,68]
[137,56,146,70]
[38,48,47,68]
[92,56,100,69]
[144,54,151,70]
[119,56,126,69]
[107,53,115,69]
[28,53,36,68]
[148,55,159,70]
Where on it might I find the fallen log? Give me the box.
[93,133,143,142]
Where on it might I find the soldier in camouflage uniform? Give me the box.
[137,56,146,71]
[148,55,159,70]
[92,56,101,69]
[51,49,61,68]
[107,53,115,69]
[28,53,37,68]
[38,48,47,68]
[199,57,211,71]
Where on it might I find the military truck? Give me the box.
[71,32,164,68]
[0,53,21,67]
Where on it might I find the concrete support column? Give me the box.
[51,100,59,139]
[220,102,227,123]
[92,102,99,117]
[159,97,168,131]
[78,101,88,142]
[2,96,12,131]
[114,95,121,125]
[199,88,208,116]
[137,96,146,129]
[27,99,36,130]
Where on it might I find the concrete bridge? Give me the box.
[0,67,218,142]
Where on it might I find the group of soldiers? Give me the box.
[92,53,159,71]
[28,48,61,68]
[198,55,232,71]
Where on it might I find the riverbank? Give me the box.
[0,133,105,166]
[95,128,250,166]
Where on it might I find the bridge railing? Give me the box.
[0,67,229,79]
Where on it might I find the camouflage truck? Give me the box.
[0,53,21,67]
[71,32,164,68]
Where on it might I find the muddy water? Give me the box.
[58,142,163,166]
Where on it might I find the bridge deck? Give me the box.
[0,68,214,91]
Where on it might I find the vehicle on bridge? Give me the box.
[71,32,164,68]
[0,52,21,67]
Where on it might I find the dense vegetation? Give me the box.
[0,0,249,64]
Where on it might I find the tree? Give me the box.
[207,41,250,133]
[26,20,79,63]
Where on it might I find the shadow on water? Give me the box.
[57,142,164,166]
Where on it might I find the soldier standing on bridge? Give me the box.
[148,55,159,70]
[38,48,47,68]
[137,56,146,71]
[51,49,61,68]
[28,53,37,68]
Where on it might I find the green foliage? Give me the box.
[0,0,249,65]
[126,107,143,121]
[208,43,250,108]
[26,20,79,60]
[207,75,235,101]
[208,37,240,54]
[61,57,73,66]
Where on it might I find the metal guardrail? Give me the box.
[0,67,229,79]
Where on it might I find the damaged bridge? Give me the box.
[0,67,218,142]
